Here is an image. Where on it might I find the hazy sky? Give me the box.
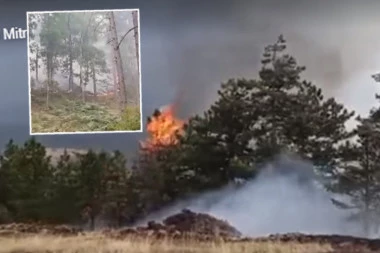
[0,0,380,154]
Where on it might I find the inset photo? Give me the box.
[27,9,142,134]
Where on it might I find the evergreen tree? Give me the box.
[252,35,355,170]
[135,136,186,215]
[0,138,53,221]
[332,96,380,236]
[101,150,130,227]
[39,13,67,106]
[48,149,83,223]
[174,35,354,192]
[73,150,109,230]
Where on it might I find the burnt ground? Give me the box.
[0,209,379,253]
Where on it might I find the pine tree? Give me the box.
[101,150,130,227]
[332,94,380,236]
[0,138,53,221]
[48,149,83,223]
[252,35,354,171]
[175,35,354,191]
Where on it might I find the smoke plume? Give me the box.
[138,155,364,237]
[161,0,380,119]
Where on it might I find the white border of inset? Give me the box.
[26,8,143,135]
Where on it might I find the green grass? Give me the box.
[31,92,141,133]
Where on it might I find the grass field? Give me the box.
[0,234,332,253]
[30,91,141,133]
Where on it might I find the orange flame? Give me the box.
[141,104,185,150]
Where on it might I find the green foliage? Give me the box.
[167,35,354,193]
[39,14,67,55]
[4,35,380,234]
[331,99,380,235]
[31,93,123,132]
[252,35,354,168]
[107,106,141,131]
[0,138,135,227]
[183,78,259,185]
[100,151,131,226]
[31,92,141,132]
[0,204,11,223]
[137,145,186,211]
[0,138,53,221]
[47,149,83,223]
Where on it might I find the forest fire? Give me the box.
[140,104,185,150]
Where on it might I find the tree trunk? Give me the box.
[80,68,85,102]
[51,56,55,82]
[132,11,140,76]
[111,56,118,99]
[78,28,85,103]
[67,14,74,90]
[79,57,85,102]
[362,198,370,237]
[92,63,97,98]
[106,17,118,102]
[363,140,371,237]
[108,11,127,112]
[46,54,51,108]
[35,46,39,81]
[85,63,90,87]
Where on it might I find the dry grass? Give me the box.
[0,234,332,253]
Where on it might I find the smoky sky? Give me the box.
[0,0,380,153]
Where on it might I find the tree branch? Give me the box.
[116,26,138,49]
[106,38,116,45]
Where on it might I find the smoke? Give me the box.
[160,0,380,119]
[133,2,380,236]
[137,154,364,237]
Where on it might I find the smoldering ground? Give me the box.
[136,154,364,238]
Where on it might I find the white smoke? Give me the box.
[137,154,364,237]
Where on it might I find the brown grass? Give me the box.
[0,234,332,253]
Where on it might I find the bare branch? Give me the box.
[106,38,116,44]
[116,26,138,49]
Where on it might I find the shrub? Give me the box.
[108,106,141,131]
